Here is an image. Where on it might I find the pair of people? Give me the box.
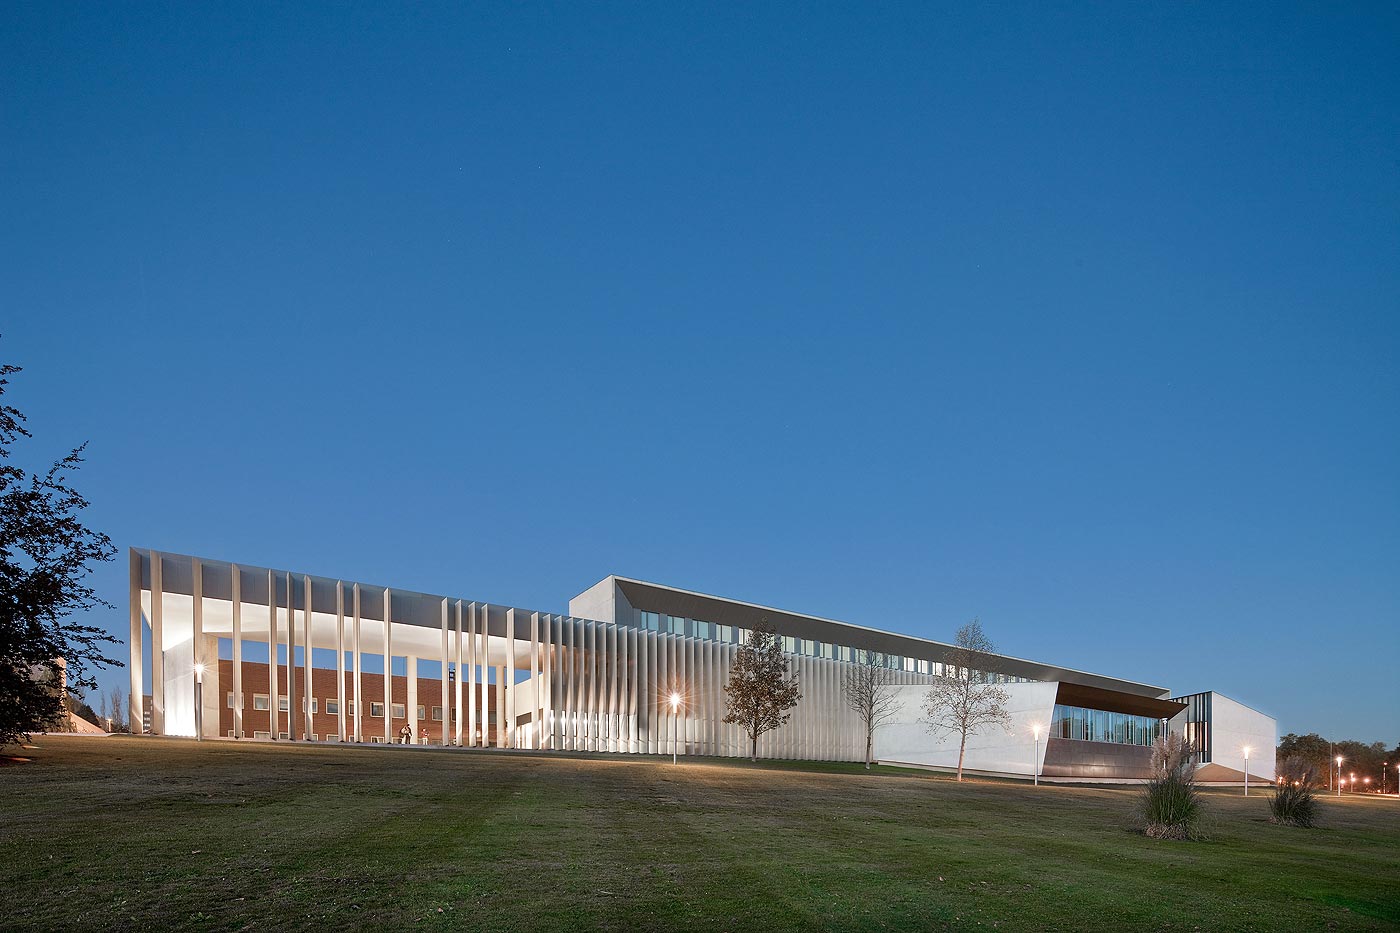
[398,724,414,745]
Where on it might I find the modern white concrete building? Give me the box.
[128,548,1276,782]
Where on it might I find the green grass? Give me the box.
[3,736,1398,931]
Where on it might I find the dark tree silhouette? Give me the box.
[0,357,118,747]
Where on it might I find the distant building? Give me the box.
[127,548,1275,783]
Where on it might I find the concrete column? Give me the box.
[352,583,362,742]
[589,621,600,751]
[284,572,295,741]
[266,570,277,739]
[150,552,164,734]
[128,549,143,734]
[302,575,312,740]
[541,615,553,749]
[505,609,516,749]
[440,599,449,746]
[495,666,506,749]
[406,655,418,743]
[202,633,221,739]
[481,607,492,745]
[231,564,242,739]
[383,588,393,744]
[607,623,618,753]
[336,582,346,742]
[631,628,640,754]
[529,612,540,750]
[465,602,476,746]
[479,607,490,747]
[455,602,465,746]
[190,557,205,737]
[561,618,574,751]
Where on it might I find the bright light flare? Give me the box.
[669,692,681,710]
[193,662,207,683]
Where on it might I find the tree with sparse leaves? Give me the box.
[921,619,1011,781]
[842,649,901,769]
[723,621,801,761]
[0,356,119,748]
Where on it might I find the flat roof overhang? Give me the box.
[611,577,1172,699]
[1055,682,1188,719]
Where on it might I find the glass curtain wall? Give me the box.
[1051,704,1163,747]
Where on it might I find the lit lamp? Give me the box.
[1242,747,1251,796]
[669,692,681,765]
[1336,756,1344,797]
[1031,724,1042,786]
[193,663,207,742]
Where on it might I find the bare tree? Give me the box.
[723,622,801,761]
[921,619,1011,781]
[107,686,126,732]
[842,650,901,769]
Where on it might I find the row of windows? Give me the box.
[226,694,495,724]
[1050,704,1164,747]
[635,612,1033,684]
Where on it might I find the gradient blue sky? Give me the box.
[3,3,1396,741]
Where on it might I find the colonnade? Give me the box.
[128,549,938,760]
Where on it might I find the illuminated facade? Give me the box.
[127,548,1275,782]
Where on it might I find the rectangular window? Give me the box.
[370,702,385,718]
[417,705,426,721]
[305,697,318,713]
[253,730,271,739]
[432,706,444,721]
[325,699,340,715]
[226,692,236,709]
[253,694,270,711]
[391,703,406,719]
[347,701,356,715]
[278,696,289,712]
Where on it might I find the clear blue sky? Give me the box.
[3,3,1396,742]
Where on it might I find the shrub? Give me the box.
[1269,756,1320,828]
[1140,732,1204,841]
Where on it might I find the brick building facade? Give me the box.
[217,659,498,745]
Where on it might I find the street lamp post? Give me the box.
[669,692,681,765]
[1032,724,1041,786]
[1336,756,1344,797]
[1350,772,1355,795]
[194,663,206,742]
[1243,746,1251,796]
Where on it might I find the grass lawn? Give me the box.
[2,736,1398,931]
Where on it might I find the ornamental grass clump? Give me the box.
[1140,732,1204,841]
[1269,756,1320,828]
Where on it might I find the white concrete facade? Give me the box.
[1169,691,1277,783]
[874,681,1059,779]
[128,549,1275,780]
